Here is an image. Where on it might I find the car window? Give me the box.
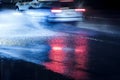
[60,2,77,9]
[39,2,61,8]
[32,1,76,9]
[29,1,61,9]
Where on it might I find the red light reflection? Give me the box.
[74,36,88,69]
[44,35,89,80]
[49,37,67,62]
[52,46,63,51]
[73,36,89,80]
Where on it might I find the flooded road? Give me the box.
[0,10,120,80]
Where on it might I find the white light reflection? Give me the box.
[0,44,50,64]
[11,11,23,16]
[0,10,62,38]
[0,10,66,64]
[77,21,120,35]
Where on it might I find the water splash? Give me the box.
[0,10,61,64]
[0,44,50,64]
[0,10,61,38]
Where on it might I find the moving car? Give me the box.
[48,7,86,22]
[16,0,86,22]
[46,1,86,22]
[15,0,42,11]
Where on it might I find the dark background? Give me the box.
[85,0,120,10]
[0,0,120,10]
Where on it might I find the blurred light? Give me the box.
[74,36,88,69]
[25,11,46,16]
[75,8,86,12]
[51,8,62,13]
[44,37,67,74]
[48,37,67,61]
[44,36,89,80]
[52,46,63,51]
[75,46,85,53]
[44,62,65,74]
[37,0,58,1]
[12,12,22,16]
[60,0,74,2]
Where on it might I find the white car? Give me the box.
[16,1,86,22]
[15,1,42,11]
[47,7,86,22]
[47,1,86,22]
[16,1,30,11]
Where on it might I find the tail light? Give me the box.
[52,46,63,51]
[51,8,62,13]
[75,8,86,12]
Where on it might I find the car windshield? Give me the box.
[32,1,76,9]
[38,1,61,8]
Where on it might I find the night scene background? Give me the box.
[0,0,120,80]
